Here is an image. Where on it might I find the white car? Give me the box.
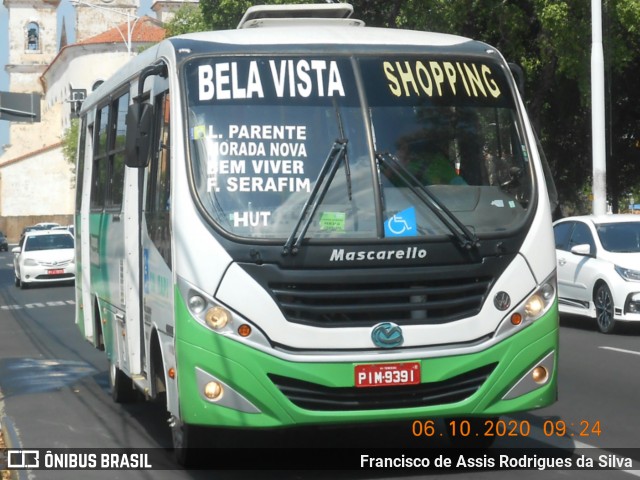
[13,229,75,289]
[553,214,640,333]
[35,222,61,230]
[52,224,75,235]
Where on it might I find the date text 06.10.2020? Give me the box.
[411,419,602,438]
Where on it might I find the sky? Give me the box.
[0,0,153,153]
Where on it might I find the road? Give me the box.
[0,249,639,479]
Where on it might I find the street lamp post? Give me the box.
[591,0,607,216]
[70,0,142,56]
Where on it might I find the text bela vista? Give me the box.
[198,60,346,100]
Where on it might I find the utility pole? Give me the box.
[70,0,141,56]
[591,0,607,215]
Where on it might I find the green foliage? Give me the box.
[200,0,254,30]
[616,0,640,35]
[164,4,209,37]
[62,118,79,165]
[200,0,315,30]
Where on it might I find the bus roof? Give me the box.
[174,26,471,48]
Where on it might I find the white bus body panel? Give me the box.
[77,110,96,343]
[216,254,537,352]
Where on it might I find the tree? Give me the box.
[164,4,209,37]
[62,118,79,165]
[61,118,79,187]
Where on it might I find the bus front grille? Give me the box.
[269,276,492,327]
[268,363,497,411]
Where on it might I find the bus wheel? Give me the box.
[109,361,138,403]
[171,417,203,467]
[445,417,498,449]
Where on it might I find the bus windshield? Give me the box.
[185,54,534,241]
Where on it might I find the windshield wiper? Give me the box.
[335,108,352,202]
[375,151,480,251]
[282,139,349,256]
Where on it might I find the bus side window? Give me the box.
[75,117,87,214]
[90,105,109,210]
[90,91,129,211]
[145,92,171,267]
[108,92,129,209]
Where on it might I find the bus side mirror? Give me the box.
[125,102,154,168]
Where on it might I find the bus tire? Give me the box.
[109,360,138,403]
[445,417,498,449]
[171,417,204,467]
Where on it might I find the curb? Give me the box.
[1,416,27,480]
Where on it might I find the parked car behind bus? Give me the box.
[554,214,640,333]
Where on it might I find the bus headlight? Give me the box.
[496,273,557,339]
[522,277,556,322]
[188,294,206,314]
[524,281,555,318]
[203,381,224,401]
[531,365,549,384]
[185,288,232,331]
[205,306,231,330]
[524,294,544,318]
[178,276,272,350]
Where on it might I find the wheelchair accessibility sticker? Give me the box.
[384,207,417,237]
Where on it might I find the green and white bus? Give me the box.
[74,3,559,460]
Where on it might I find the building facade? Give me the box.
[0,0,178,240]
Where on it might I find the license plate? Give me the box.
[355,362,421,388]
[47,269,64,275]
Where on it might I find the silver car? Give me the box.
[13,229,75,289]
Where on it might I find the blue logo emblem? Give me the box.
[384,207,417,238]
[371,322,404,348]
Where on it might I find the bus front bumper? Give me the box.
[174,300,559,429]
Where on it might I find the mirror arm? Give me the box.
[136,62,167,104]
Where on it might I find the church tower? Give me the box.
[1,0,70,225]
[2,0,61,160]
[4,0,60,94]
